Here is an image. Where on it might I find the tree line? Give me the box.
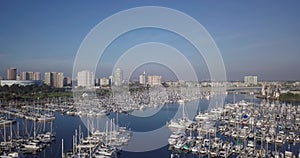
[0,84,71,101]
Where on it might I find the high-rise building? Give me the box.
[53,72,64,88]
[77,70,95,87]
[34,72,41,80]
[0,76,3,80]
[100,77,109,87]
[244,76,258,85]
[7,67,17,80]
[22,72,31,80]
[147,75,162,86]
[21,72,41,80]
[113,68,123,86]
[139,71,146,85]
[44,72,64,88]
[44,72,52,86]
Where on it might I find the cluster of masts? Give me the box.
[68,86,217,118]
[0,102,58,157]
[0,117,55,157]
[167,100,300,157]
[260,84,281,99]
[63,118,132,158]
[0,86,218,118]
[1,107,55,122]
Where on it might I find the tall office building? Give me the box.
[77,70,95,87]
[113,68,123,86]
[7,67,17,80]
[147,75,162,86]
[44,72,64,88]
[244,76,258,85]
[139,71,146,85]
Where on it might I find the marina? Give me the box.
[0,117,55,157]
[167,97,300,158]
[1,1,300,157]
[0,92,299,157]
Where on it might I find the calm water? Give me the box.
[2,94,299,158]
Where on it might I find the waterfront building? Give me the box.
[45,72,52,86]
[147,75,162,86]
[77,70,95,88]
[113,68,123,86]
[44,72,64,88]
[95,78,100,86]
[6,67,17,80]
[53,72,64,88]
[244,75,258,85]
[165,81,180,87]
[100,77,109,87]
[63,77,72,86]
[34,72,41,80]
[16,74,21,80]
[139,71,146,85]
[0,80,43,86]
[21,72,32,80]
[21,71,41,80]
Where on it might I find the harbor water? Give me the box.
[1,93,299,158]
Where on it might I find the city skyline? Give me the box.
[0,66,297,83]
[1,1,300,81]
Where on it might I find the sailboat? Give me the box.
[167,100,193,130]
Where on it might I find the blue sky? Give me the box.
[0,1,300,81]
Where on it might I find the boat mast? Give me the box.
[34,120,36,139]
[233,92,236,104]
[79,125,81,142]
[96,118,99,132]
[50,121,53,134]
[17,122,19,138]
[10,121,12,142]
[116,108,119,131]
[3,123,6,142]
[105,120,108,145]
[75,129,78,151]
[61,139,64,158]
[72,135,75,154]
[87,119,89,137]
[110,118,113,145]
[91,119,94,134]
[43,115,46,132]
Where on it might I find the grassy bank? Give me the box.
[279,92,300,102]
[0,84,72,101]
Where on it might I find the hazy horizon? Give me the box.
[1,1,300,81]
